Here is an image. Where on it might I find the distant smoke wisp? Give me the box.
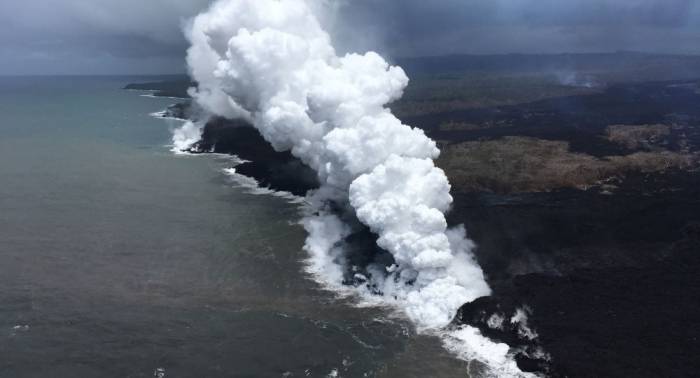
[178,0,527,375]
[555,71,601,88]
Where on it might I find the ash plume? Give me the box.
[177,0,528,374]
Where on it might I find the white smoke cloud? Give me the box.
[178,0,528,374]
[171,121,204,153]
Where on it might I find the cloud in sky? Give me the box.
[1,0,699,74]
[330,0,700,57]
[0,0,211,74]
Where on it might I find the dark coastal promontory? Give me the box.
[124,78,194,99]
[129,52,700,377]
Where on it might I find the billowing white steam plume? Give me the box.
[180,0,526,374]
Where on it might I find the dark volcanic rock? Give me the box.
[160,102,192,120]
[427,80,700,376]
[454,296,552,375]
[190,117,318,197]
[451,170,700,376]
[457,227,700,377]
[493,232,700,378]
[450,169,700,286]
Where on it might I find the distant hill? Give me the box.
[397,51,700,80]
[125,52,700,117]
[124,76,192,98]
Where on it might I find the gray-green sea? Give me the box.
[0,76,468,377]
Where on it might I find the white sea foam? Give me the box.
[222,167,306,204]
[139,93,188,100]
[171,121,204,153]
[149,110,188,122]
[487,313,506,330]
[511,307,538,341]
[441,326,536,378]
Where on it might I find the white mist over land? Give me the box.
[176,0,529,375]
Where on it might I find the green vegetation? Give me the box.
[605,124,671,150]
[437,136,697,194]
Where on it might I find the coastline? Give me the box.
[136,74,700,376]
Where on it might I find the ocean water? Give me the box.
[0,76,470,377]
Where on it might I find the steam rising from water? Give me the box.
[178,0,528,375]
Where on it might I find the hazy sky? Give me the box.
[2,0,699,75]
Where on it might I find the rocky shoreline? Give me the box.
[189,117,319,197]
[133,75,700,377]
